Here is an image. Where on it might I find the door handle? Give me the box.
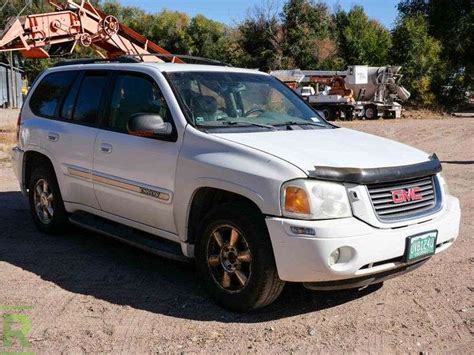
[47,132,59,142]
[100,143,113,154]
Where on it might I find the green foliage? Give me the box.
[396,0,473,106]
[391,15,442,106]
[0,0,48,27]
[148,10,192,54]
[23,59,51,83]
[236,5,283,71]
[282,0,339,69]
[102,1,231,61]
[334,6,392,67]
[0,0,471,108]
[187,15,229,60]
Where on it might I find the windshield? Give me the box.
[166,71,328,129]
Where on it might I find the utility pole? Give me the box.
[9,50,17,108]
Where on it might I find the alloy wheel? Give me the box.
[33,179,54,224]
[207,225,253,293]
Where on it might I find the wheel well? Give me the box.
[187,187,262,245]
[23,151,55,191]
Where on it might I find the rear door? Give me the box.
[29,70,110,209]
[92,71,181,233]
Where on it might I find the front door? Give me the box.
[92,71,180,233]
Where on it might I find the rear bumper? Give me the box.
[265,195,460,284]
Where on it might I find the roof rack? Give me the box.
[54,57,141,67]
[53,54,231,68]
[119,53,232,66]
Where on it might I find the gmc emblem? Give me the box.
[391,187,423,204]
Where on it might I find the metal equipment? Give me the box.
[271,66,411,120]
[0,0,184,63]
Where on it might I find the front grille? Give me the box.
[367,175,439,221]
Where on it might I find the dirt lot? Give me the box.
[0,109,473,353]
[0,109,17,161]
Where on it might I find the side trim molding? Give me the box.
[66,166,172,203]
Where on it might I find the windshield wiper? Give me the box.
[223,121,277,130]
[274,121,327,128]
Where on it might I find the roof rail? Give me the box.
[122,53,232,67]
[53,54,231,67]
[53,57,141,67]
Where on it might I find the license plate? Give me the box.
[405,231,438,262]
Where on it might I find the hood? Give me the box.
[214,128,431,175]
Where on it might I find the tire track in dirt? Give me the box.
[28,290,76,352]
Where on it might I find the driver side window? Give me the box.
[107,73,171,133]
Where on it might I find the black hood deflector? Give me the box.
[308,154,442,185]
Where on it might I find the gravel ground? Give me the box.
[0,109,17,161]
[0,111,473,353]
[0,109,18,127]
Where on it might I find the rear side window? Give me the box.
[72,72,109,124]
[61,74,82,120]
[29,71,77,118]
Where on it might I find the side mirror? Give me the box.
[127,113,173,138]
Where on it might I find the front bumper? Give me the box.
[265,195,460,285]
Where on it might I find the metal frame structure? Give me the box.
[0,0,184,63]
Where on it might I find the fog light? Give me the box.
[328,248,341,266]
[290,226,316,236]
[328,246,356,269]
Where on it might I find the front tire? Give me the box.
[196,203,285,312]
[28,166,69,234]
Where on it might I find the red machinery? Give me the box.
[0,0,184,63]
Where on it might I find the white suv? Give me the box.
[12,61,461,312]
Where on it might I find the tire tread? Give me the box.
[28,165,69,234]
[196,202,285,312]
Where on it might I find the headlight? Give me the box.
[281,179,352,220]
[438,173,450,195]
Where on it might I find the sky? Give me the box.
[120,0,400,28]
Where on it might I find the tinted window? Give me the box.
[107,74,171,132]
[61,74,82,120]
[73,72,108,124]
[30,71,77,118]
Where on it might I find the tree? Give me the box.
[100,0,124,19]
[397,0,429,17]
[236,2,284,71]
[391,14,442,106]
[281,0,339,69]
[141,11,192,54]
[187,15,229,60]
[397,0,473,106]
[100,2,193,54]
[334,5,391,67]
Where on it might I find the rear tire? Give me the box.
[28,166,69,234]
[195,202,285,312]
[364,105,379,120]
[320,106,337,121]
[343,107,354,121]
